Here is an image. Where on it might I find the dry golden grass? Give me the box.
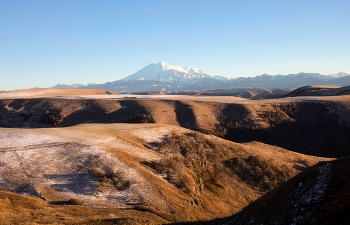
[198,157,350,225]
[1,92,349,224]
[0,123,332,224]
[0,190,167,225]
[0,88,116,98]
[2,93,350,129]
[181,101,220,133]
[136,100,178,125]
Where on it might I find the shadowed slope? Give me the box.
[174,101,198,130]
[283,85,350,97]
[63,99,154,126]
[1,96,350,157]
[224,101,350,157]
[179,157,350,225]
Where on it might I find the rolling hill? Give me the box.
[1,88,350,224]
[0,123,330,223]
[1,89,350,157]
[283,85,350,97]
[182,157,350,225]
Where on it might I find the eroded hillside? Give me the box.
[1,95,350,157]
[0,90,349,224]
[190,157,350,225]
[0,123,330,223]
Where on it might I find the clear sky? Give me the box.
[1,0,349,90]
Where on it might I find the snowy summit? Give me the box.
[122,62,209,82]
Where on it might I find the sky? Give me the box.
[1,0,350,90]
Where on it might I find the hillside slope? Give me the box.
[0,190,167,225]
[0,123,330,223]
[188,157,350,225]
[1,94,350,157]
[170,88,294,99]
[0,88,116,98]
[283,85,350,97]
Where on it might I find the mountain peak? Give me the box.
[159,61,169,68]
[155,61,204,75]
[123,62,209,81]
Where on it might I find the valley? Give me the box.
[1,89,350,157]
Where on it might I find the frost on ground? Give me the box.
[0,124,176,210]
[225,161,334,225]
[289,162,332,225]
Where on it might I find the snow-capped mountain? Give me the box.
[122,62,209,82]
[78,62,230,92]
[53,62,350,92]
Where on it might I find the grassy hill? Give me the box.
[0,123,330,223]
[0,88,349,224]
[180,157,350,225]
[1,94,350,157]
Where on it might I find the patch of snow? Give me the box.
[0,126,171,209]
[290,162,332,225]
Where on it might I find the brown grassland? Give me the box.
[0,88,349,224]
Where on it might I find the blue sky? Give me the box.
[1,0,349,90]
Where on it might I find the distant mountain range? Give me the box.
[54,62,350,93]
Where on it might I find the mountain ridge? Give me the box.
[53,62,350,92]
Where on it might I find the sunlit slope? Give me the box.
[0,123,330,223]
[0,190,167,225]
[0,88,116,98]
